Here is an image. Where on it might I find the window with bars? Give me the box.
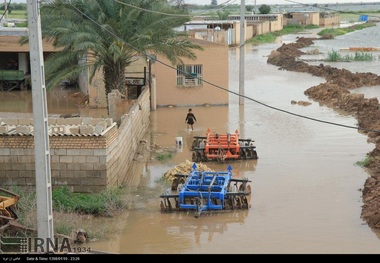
[176,64,203,87]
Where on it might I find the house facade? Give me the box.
[152,38,229,107]
[319,12,341,27]
[284,11,320,26]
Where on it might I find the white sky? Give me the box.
[11,0,380,4]
[185,0,380,5]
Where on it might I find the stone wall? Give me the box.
[0,87,150,193]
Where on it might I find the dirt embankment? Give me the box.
[266,34,380,231]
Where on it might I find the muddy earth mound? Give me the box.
[267,33,380,231]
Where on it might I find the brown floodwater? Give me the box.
[2,27,380,254]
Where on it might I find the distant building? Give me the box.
[186,14,284,46]
[284,11,340,27]
[283,11,320,26]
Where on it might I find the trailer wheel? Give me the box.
[19,81,25,90]
[191,139,198,150]
[171,178,179,191]
[192,152,197,162]
[196,151,202,162]
[239,149,246,160]
[239,184,251,208]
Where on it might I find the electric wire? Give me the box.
[284,0,380,19]
[0,0,12,23]
[65,1,380,135]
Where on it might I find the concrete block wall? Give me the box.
[0,87,151,193]
[106,88,150,188]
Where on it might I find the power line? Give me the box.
[66,0,380,134]
[115,0,190,17]
[0,0,12,23]
[283,0,380,19]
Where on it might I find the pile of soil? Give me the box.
[267,33,380,230]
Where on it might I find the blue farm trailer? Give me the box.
[160,164,252,218]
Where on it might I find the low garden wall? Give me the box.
[0,88,150,193]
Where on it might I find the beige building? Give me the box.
[319,12,341,27]
[228,14,284,36]
[284,11,340,27]
[283,11,320,26]
[152,38,229,107]
[187,14,284,46]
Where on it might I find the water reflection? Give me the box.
[164,210,249,244]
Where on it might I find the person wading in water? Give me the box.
[185,108,197,131]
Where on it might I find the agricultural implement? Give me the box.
[0,70,27,91]
[191,128,258,162]
[0,188,19,226]
[160,164,251,218]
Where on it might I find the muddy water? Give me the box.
[0,87,108,117]
[89,26,380,254]
[2,25,380,254]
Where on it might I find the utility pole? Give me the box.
[4,0,7,20]
[27,0,54,252]
[239,0,245,105]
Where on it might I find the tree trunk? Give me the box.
[103,61,126,95]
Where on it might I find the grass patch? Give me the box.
[318,21,377,38]
[248,24,319,45]
[326,50,342,62]
[4,10,27,19]
[155,152,173,161]
[6,185,131,238]
[52,186,128,215]
[356,155,371,167]
[351,52,374,61]
[327,49,375,62]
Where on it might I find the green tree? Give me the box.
[216,10,230,20]
[0,3,12,13]
[258,4,271,14]
[30,0,203,95]
[246,5,254,13]
[211,0,218,6]
[169,0,187,10]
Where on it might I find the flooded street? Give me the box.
[90,26,380,254]
[2,25,380,254]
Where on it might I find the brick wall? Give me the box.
[0,87,150,193]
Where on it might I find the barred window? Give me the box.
[176,64,203,87]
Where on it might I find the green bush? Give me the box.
[52,186,127,215]
[356,155,371,167]
[327,50,375,62]
[156,152,173,161]
[326,50,342,62]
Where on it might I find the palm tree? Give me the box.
[35,0,203,95]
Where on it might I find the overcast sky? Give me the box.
[11,0,380,5]
[185,0,380,5]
